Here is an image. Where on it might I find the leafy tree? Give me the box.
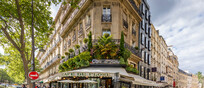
[0,68,14,84]
[196,71,204,83]
[0,0,63,86]
[120,31,125,58]
[88,31,92,52]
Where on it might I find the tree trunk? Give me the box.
[20,52,32,88]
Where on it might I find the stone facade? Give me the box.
[36,0,144,82]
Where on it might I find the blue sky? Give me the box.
[147,0,204,74]
[0,0,204,74]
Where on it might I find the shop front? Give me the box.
[35,67,166,88]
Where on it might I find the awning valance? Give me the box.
[58,79,97,83]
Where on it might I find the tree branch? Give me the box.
[15,0,25,51]
[0,16,21,52]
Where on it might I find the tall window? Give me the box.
[145,37,148,48]
[148,27,151,37]
[141,33,144,45]
[72,30,76,42]
[123,12,128,29]
[144,51,146,62]
[78,23,83,36]
[102,29,111,36]
[132,40,136,47]
[148,41,151,51]
[145,23,148,34]
[86,14,91,28]
[102,6,111,22]
[141,19,145,29]
[132,23,136,36]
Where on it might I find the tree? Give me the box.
[0,0,61,87]
[0,69,14,84]
[88,31,92,52]
[196,71,204,83]
[0,46,41,84]
[119,31,125,58]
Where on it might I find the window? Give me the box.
[145,10,149,20]
[78,23,83,36]
[141,3,145,14]
[145,23,148,34]
[148,27,151,37]
[148,41,151,51]
[144,67,146,78]
[102,6,111,22]
[144,52,146,62]
[145,37,148,48]
[141,33,144,45]
[86,14,91,28]
[132,23,136,36]
[102,29,111,36]
[72,30,76,42]
[141,19,145,29]
[123,12,128,29]
[148,54,151,65]
[132,40,136,47]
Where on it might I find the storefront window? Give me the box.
[120,82,130,88]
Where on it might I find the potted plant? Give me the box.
[75,44,80,54]
[61,56,65,59]
[134,46,139,50]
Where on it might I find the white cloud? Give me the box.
[50,3,61,19]
[148,0,204,74]
[0,46,4,54]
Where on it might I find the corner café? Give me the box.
[34,59,165,88]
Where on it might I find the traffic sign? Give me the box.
[29,71,39,80]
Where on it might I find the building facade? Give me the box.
[191,74,199,88]
[35,0,164,88]
[138,0,152,81]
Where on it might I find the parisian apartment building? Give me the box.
[35,0,200,88]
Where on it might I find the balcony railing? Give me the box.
[40,38,61,64]
[101,14,112,22]
[78,27,83,36]
[86,21,91,29]
[43,54,61,70]
[128,0,142,17]
[60,0,86,35]
[123,19,128,29]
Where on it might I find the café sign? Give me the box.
[63,72,112,77]
[92,59,120,64]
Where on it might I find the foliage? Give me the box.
[0,0,65,86]
[0,69,14,83]
[75,44,80,54]
[61,56,65,59]
[134,46,139,50]
[125,65,139,75]
[93,34,119,59]
[59,51,90,72]
[69,49,74,53]
[119,31,125,58]
[65,52,69,56]
[119,57,126,65]
[123,49,131,62]
[88,31,93,52]
[196,71,204,83]
[83,38,88,44]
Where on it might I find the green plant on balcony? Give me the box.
[125,65,139,75]
[69,48,75,57]
[134,46,139,50]
[75,44,80,54]
[93,33,118,59]
[59,51,90,72]
[119,31,125,58]
[88,31,92,52]
[61,56,65,59]
[119,57,126,65]
[83,38,88,44]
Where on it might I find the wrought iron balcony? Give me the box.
[123,19,128,29]
[78,28,83,36]
[101,14,112,22]
[85,22,91,29]
[128,0,142,17]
